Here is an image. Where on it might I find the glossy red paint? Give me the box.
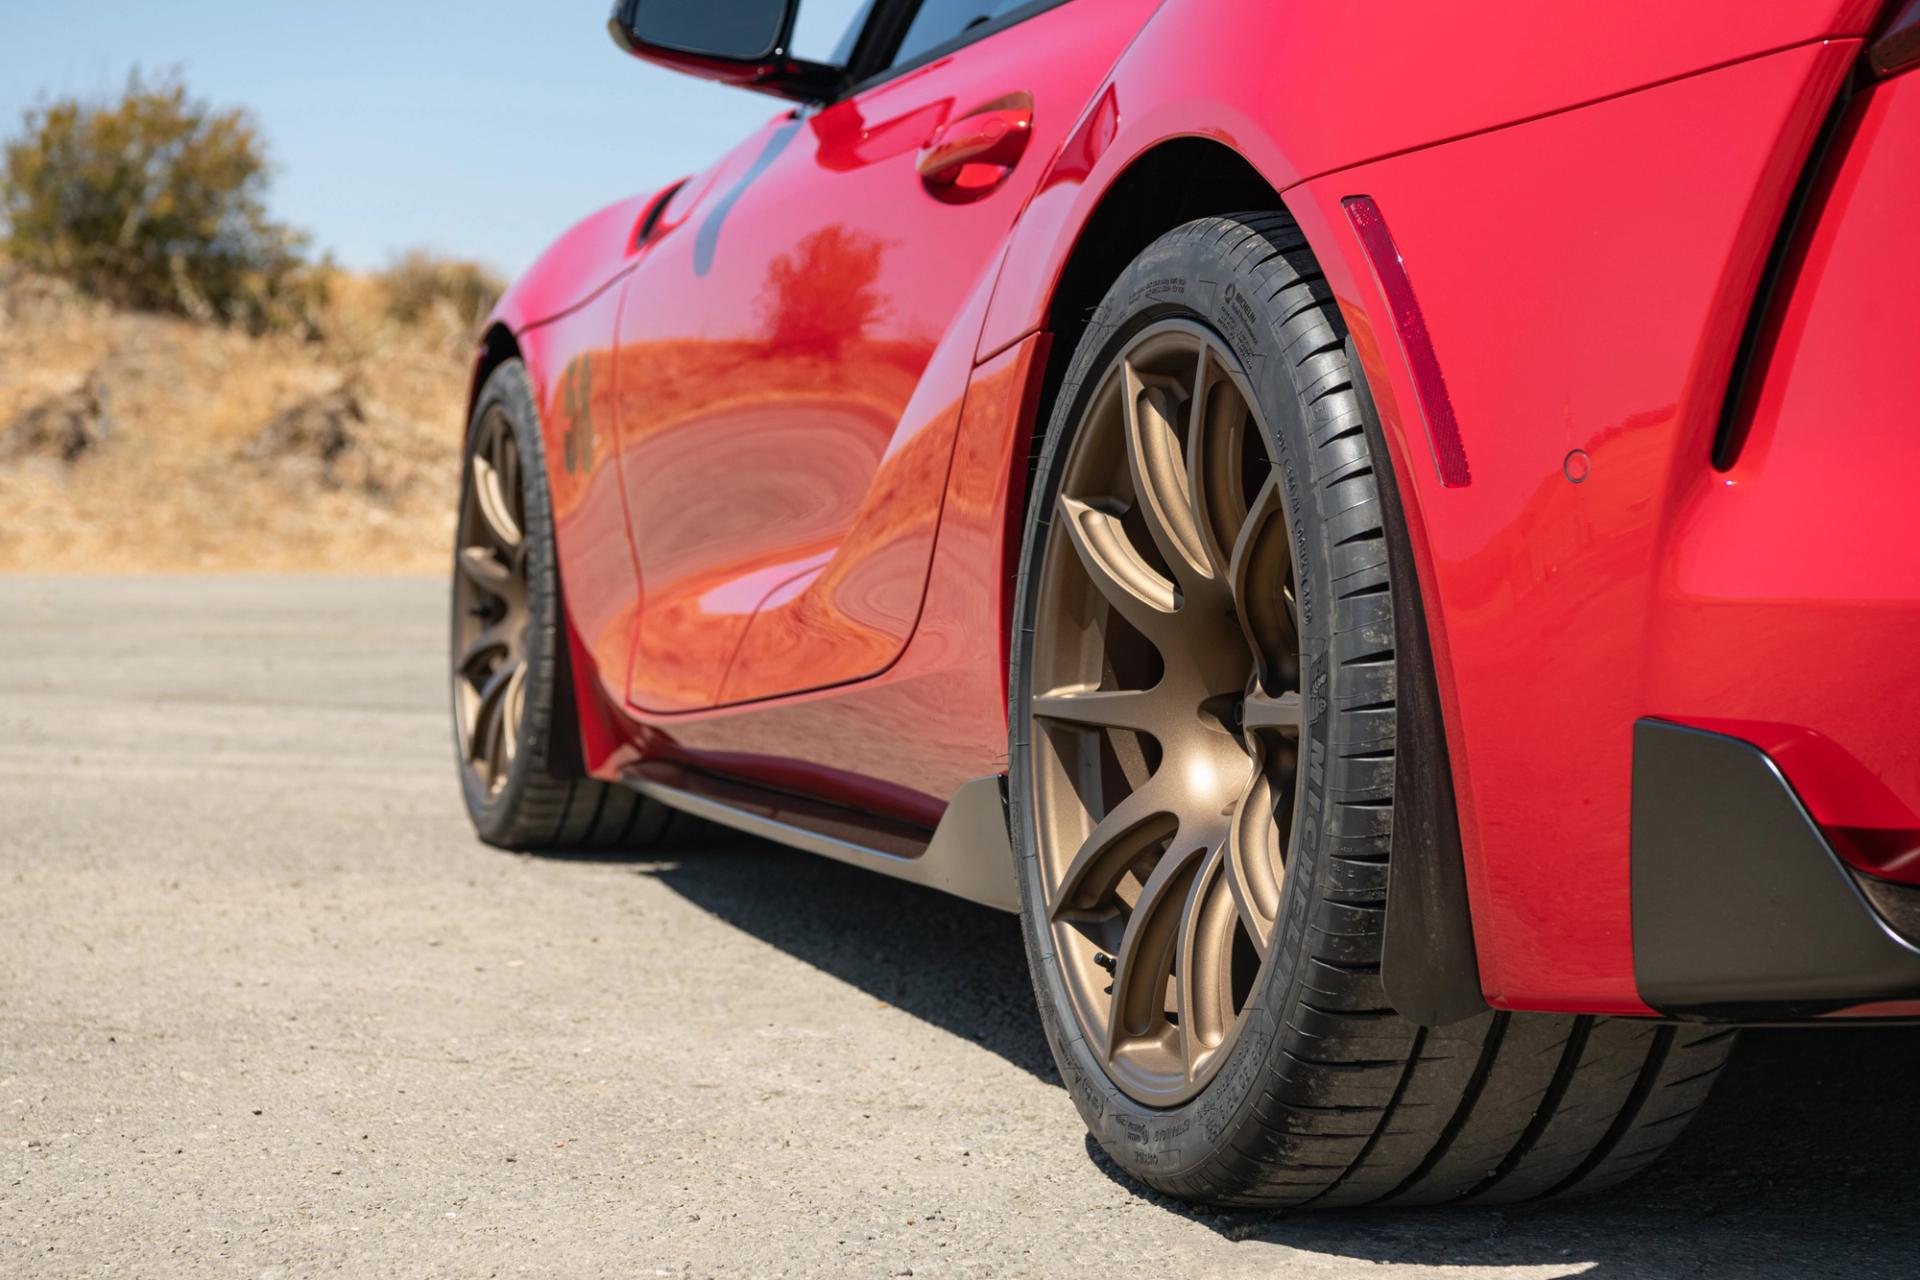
[608,0,1158,714]
[477,186,673,780]
[511,280,643,774]
[1649,67,1920,879]
[618,332,1050,826]
[488,191,655,337]
[473,0,1917,1014]
[975,0,1885,359]
[1293,40,1858,1013]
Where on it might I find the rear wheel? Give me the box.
[451,358,682,852]
[1007,214,1734,1207]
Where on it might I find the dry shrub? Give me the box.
[381,250,504,333]
[0,69,498,571]
[1,69,324,334]
[246,376,365,479]
[0,257,465,572]
[1,374,110,465]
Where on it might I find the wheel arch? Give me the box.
[1027,138,1284,459]
[460,323,604,783]
[1000,139,1485,1025]
[1004,137,1289,652]
[466,322,524,427]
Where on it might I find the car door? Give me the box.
[611,0,1156,712]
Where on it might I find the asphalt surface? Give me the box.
[2,574,1918,1279]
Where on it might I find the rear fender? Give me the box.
[985,4,1866,1013]
[978,0,1883,360]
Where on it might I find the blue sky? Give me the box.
[0,1,865,275]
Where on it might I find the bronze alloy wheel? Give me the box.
[1028,319,1300,1107]
[1015,216,1736,1208]
[452,404,531,797]
[452,357,681,853]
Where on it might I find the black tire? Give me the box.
[1007,214,1734,1208]
[452,358,686,853]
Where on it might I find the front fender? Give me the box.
[461,186,685,782]
[490,189,660,339]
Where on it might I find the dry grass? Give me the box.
[0,259,470,572]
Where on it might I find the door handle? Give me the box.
[916,105,1032,186]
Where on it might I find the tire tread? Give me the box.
[454,359,690,855]
[1011,213,1733,1210]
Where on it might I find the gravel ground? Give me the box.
[2,574,1917,1279]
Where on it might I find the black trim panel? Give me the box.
[840,0,1078,99]
[1632,719,1920,1020]
[628,760,933,855]
[1352,337,1488,1028]
[633,178,687,249]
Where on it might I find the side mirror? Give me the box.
[608,0,841,102]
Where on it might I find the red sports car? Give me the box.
[449,0,1920,1207]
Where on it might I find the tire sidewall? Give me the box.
[1008,224,1353,1185]
[452,358,565,842]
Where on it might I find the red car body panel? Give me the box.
[474,0,1918,1016]
[974,0,1884,359]
[608,0,1159,714]
[1655,67,1920,878]
[623,330,1050,828]
[1291,40,1857,1014]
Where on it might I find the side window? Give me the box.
[890,0,1039,68]
[790,0,883,65]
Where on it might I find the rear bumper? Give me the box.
[1633,719,1920,1020]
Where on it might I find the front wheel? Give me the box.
[450,358,682,852]
[1007,214,1733,1208]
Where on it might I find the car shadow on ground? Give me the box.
[590,835,1920,1277]
[615,831,1059,1081]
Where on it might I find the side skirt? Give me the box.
[625,771,1020,912]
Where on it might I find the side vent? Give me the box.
[1711,75,1861,470]
[632,178,688,251]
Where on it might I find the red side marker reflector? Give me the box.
[1343,195,1471,488]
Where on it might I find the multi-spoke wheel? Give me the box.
[1008,215,1733,1208]
[1030,320,1300,1106]
[451,357,686,852]
[453,406,530,796]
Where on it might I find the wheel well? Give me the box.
[1011,139,1288,636]
[461,323,596,780]
[1026,138,1285,491]
[468,322,522,426]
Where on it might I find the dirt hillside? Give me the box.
[0,260,469,572]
